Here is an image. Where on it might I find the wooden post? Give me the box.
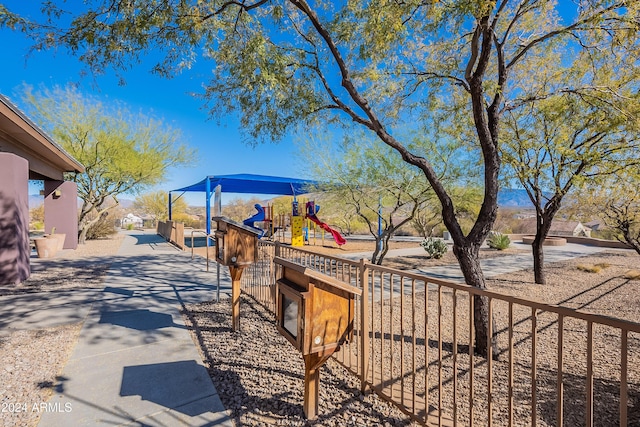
[229,265,244,331]
[303,353,330,420]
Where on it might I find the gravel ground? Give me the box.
[0,324,82,427]
[185,249,640,427]
[487,250,640,316]
[2,233,638,427]
[0,235,124,427]
[0,235,124,296]
[367,250,640,427]
[182,296,419,427]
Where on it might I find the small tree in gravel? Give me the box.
[589,172,640,256]
[301,135,444,265]
[412,200,443,238]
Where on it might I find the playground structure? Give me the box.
[240,199,346,248]
[166,174,347,269]
[304,201,346,246]
[242,204,271,238]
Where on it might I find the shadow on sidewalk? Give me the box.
[120,360,215,417]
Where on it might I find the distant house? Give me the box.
[122,213,143,228]
[513,212,536,220]
[551,220,591,237]
[584,219,605,231]
[518,219,592,237]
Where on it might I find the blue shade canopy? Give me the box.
[171,174,318,196]
[170,174,319,234]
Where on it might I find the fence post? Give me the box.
[359,258,370,393]
[271,242,280,304]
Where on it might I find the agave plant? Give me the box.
[487,232,511,250]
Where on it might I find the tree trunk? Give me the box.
[377,232,393,265]
[77,206,117,244]
[605,205,640,255]
[371,231,391,265]
[78,215,102,245]
[532,209,557,285]
[371,239,381,265]
[452,243,498,358]
[623,234,640,255]
[532,234,546,285]
[78,224,89,245]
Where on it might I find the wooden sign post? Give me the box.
[228,265,244,331]
[213,216,260,331]
[273,257,362,419]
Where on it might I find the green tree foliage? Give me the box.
[133,191,188,224]
[270,196,294,217]
[20,85,195,243]
[501,51,640,283]
[583,172,640,255]
[300,134,444,264]
[170,212,202,228]
[223,197,264,222]
[6,0,638,356]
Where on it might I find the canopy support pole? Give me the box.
[205,178,211,235]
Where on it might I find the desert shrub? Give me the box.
[172,213,203,229]
[487,231,511,250]
[421,237,448,259]
[30,204,44,223]
[577,263,610,273]
[624,270,640,280]
[592,229,621,241]
[577,264,601,273]
[86,217,117,240]
[31,221,44,231]
[126,223,135,230]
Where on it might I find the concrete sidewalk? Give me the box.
[344,241,614,282]
[36,231,234,427]
[418,241,613,281]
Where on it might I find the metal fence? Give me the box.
[240,241,640,426]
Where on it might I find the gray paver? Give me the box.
[35,231,234,427]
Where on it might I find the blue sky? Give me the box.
[1,2,311,206]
